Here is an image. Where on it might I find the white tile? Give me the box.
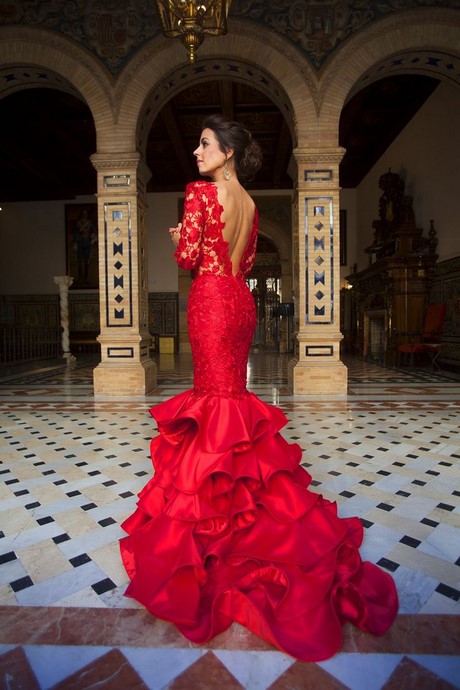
[319,653,402,690]
[214,650,294,690]
[359,524,403,562]
[409,655,460,689]
[391,565,438,614]
[123,647,203,689]
[418,522,460,562]
[25,645,108,690]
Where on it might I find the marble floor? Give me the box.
[0,352,459,690]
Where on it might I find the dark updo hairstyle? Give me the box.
[201,113,262,183]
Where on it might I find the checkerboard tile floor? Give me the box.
[0,353,459,689]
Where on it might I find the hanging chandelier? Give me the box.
[155,0,232,63]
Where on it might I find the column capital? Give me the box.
[90,151,152,187]
[292,146,346,166]
[53,275,74,290]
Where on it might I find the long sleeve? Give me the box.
[174,183,205,271]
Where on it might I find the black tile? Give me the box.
[119,462,131,467]
[0,551,17,565]
[328,471,341,476]
[99,517,116,527]
[119,491,134,498]
[377,470,391,476]
[67,490,81,497]
[37,516,55,525]
[25,502,41,510]
[10,576,34,592]
[435,583,460,601]
[400,535,421,548]
[396,491,411,497]
[5,479,19,485]
[377,558,399,572]
[359,480,374,486]
[14,489,29,496]
[52,533,70,544]
[88,470,101,476]
[103,480,117,487]
[361,519,374,529]
[412,480,426,486]
[70,553,92,567]
[75,462,88,467]
[377,502,394,512]
[135,471,148,477]
[437,503,455,512]
[421,518,439,528]
[92,578,116,595]
[81,503,97,511]
[339,490,355,498]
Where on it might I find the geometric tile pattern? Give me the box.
[1,353,459,689]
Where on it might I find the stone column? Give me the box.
[288,147,348,395]
[53,275,76,364]
[90,152,157,396]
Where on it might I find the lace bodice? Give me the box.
[174,181,258,277]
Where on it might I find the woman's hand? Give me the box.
[169,222,182,246]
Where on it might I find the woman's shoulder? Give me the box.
[185,180,216,195]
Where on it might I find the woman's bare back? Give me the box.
[216,181,256,276]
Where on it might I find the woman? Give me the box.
[120,114,398,662]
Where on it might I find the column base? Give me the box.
[288,358,348,395]
[93,359,157,397]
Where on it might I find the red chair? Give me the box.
[398,304,447,369]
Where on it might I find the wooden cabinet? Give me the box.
[346,171,438,366]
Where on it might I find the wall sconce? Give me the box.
[155,0,232,63]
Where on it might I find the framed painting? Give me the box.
[65,203,98,289]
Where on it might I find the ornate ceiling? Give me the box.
[0,1,454,201]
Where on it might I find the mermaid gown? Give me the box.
[120,180,398,662]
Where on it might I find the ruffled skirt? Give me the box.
[120,389,398,662]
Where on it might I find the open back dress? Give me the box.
[120,180,398,662]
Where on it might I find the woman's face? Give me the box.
[193,128,227,178]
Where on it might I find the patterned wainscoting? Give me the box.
[0,292,179,362]
[148,292,179,348]
[430,256,460,370]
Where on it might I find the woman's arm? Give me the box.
[172,183,205,270]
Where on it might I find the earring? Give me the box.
[223,160,231,181]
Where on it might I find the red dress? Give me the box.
[120,180,398,661]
